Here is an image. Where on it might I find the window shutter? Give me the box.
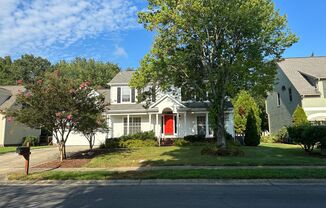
[131,88,135,103]
[117,87,121,103]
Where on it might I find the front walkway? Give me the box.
[0,146,89,176]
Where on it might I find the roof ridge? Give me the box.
[283,56,326,60]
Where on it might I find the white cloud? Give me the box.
[113,45,128,57]
[0,0,139,57]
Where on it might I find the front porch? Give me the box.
[107,110,234,139]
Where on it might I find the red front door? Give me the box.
[164,115,174,135]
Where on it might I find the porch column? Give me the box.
[127,114,130,135]
[176,112,179,137]
[108,115,112,138]
[184,112,187,137]
[205,112,209,137]
[156,113,160,146]
[149,114,152,131]
[156,114,159,136]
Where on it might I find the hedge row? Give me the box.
[287,125,326,153]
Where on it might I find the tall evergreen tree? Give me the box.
[244,110,261,146]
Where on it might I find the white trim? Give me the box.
[149,95,186,109]
[127,115,130,135]
[307,113,326,121]
[304,107,326,111]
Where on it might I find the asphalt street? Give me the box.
[1,182,326,208]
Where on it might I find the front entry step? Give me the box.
[160,138,174,146]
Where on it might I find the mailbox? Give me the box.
[16,146,31,175]
[16,146,30,155]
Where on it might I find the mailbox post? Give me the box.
[16,146,31,175]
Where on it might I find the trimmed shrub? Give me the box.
[23,136,39,146]
[184,134,206,143]
[173,138,190,146]
[260,134,276,143]
[244,110,260,146]
[105,138,157,149]
[275,127,290,143]
[201,144,244,157]
[287,125,326,153]
[119,131,156,141]
[292,106,309,126]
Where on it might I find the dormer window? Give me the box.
[116,86,136,103]
[122,87,130,102]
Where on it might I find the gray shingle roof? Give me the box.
[277,57,326,96]
[109,71,135,85]
[0,86,25,111]
[108,104,158,113]
[97,89,110,104]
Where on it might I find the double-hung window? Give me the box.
[122,87,131,102]
[123,117,141,135]
[117,87,136,103]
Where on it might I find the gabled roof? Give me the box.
[108,71,135,85]
[149,95,186,109]
[277,57,326,96]
[0,86,25,111]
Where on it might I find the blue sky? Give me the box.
[0,0,325,69]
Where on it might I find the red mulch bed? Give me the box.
[33,149,112,169]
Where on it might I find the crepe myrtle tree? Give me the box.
[76,107,108,150]
[9,70,106,161]
[131,0,298,147]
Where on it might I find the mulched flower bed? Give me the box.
[33,149,112,168]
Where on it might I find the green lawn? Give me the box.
[9,168,326,180]
[87,143,326,168]
[0,146,52,155]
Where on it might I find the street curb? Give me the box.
[3,179,326,186]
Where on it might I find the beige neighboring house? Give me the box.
[266,57,326,134]
[0,86,41,146]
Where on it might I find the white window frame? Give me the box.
[121,87,131,103]
[123,117,141,135]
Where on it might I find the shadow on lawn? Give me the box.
[138,143,326,167]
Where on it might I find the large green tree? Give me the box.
[12,54,52,83]
[0,54,52,85]
[54,58,120,88]
[131,0,297,146]
[0,56,14,85]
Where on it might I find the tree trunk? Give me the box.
[63,143,67,159]
[59,142,64,162]
[216,111,226,147]
[211,89,226,148]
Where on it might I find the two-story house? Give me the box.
[266,56,326,134]
[66,71,235,146]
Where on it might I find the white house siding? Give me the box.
[63,131,108,146]
[1,116,41,146]
[107,111,235,139]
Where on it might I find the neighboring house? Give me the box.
[266,57,326,134]
[66,71,235,145]
[0,86,41,146]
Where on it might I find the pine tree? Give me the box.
[244,110,261,146]
[292,106,309,126]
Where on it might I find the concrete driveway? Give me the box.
[0,146,88,175]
